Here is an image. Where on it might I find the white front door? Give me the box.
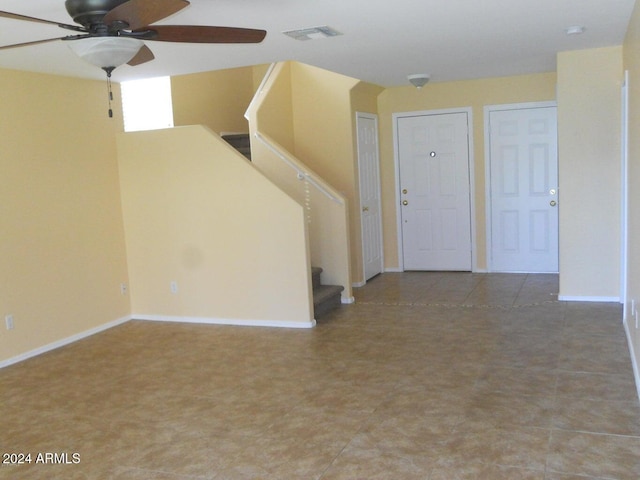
[488,105,558,272]
[357,113,384,281]
[397,112,472,270]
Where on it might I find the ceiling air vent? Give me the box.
[283,26,343,41]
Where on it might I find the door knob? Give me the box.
[550,200,557,207]
[402,200,409,206]
[402,189,408,194]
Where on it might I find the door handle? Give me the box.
[402,200,408,206]
[362,206,369,212]
[550,200,557,207]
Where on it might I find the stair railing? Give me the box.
[253,131,344,205]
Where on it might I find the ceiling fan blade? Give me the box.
[0,37,67,50]
[104,0,190,31]
[142,25,267,44]
[127,44,155,66]
[0,10,84,32]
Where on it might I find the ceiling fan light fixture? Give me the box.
[408,73,430,89]
[67,36,144,69]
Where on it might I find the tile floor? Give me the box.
[1,272,639,479]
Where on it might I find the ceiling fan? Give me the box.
[0,0,266,116]
[0,0,266,71]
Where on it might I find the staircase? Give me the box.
[221,133,252,160]
[221,132,344,316]
[312,267,344,317]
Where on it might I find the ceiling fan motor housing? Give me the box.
[65,0,129,28]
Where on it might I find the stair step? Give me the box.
[221,133,252,160]
[313,284,344,317]
[311,266,323,289]
[311,266,344,317]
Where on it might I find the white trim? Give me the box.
[624,317,640,402]
[356,111,385,283]
[484,101,558,113]
[468,112,478,272]
[558,295,620,303]
[385,267,404,273]
[0,316,132,369]
[483,101,558,273]
[392,107,476,272]
[341,296,356,304]
[352,281,366,288]
[621,71,630,312]
[133,314,316,329]
[245,62,277,121]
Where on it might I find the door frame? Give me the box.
[356,111,384,285]
[393,107,477,272]
[621,71,629,314]
[483,100,558,272]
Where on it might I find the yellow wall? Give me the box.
[557,47,623,300]
[117,126,314,326]
[252,64,271,91]
[289,63,367,283]
[171,66,255,133]
[248,62,353,300]
[256,62,296,153]
[0,68,130,364]
[377,73,557,270]
[291,63,359,193]
[624,1,640,388]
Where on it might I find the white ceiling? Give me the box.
[0,0,636,86]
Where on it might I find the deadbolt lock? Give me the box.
[402,189,408,194]
[550,200,557,207]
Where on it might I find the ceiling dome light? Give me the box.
[408,74,430,89]
[67,37,144,69]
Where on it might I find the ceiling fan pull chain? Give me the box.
[103,66,115,118]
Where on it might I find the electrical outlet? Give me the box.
[170,281,178,294]
[120,283,128,295]
[5,315,14,331]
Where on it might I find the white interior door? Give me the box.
[488,105,558,272]
[357,112,384,281]
[397,112,472,271]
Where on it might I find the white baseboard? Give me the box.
[0,312,317,369]
[558,295,620,302]
[134,314,316,329]
[623,317,640,402]
[384,267,403,273]
[352,281,366,288]
[0,315,132,369]
[341,296,356,304]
